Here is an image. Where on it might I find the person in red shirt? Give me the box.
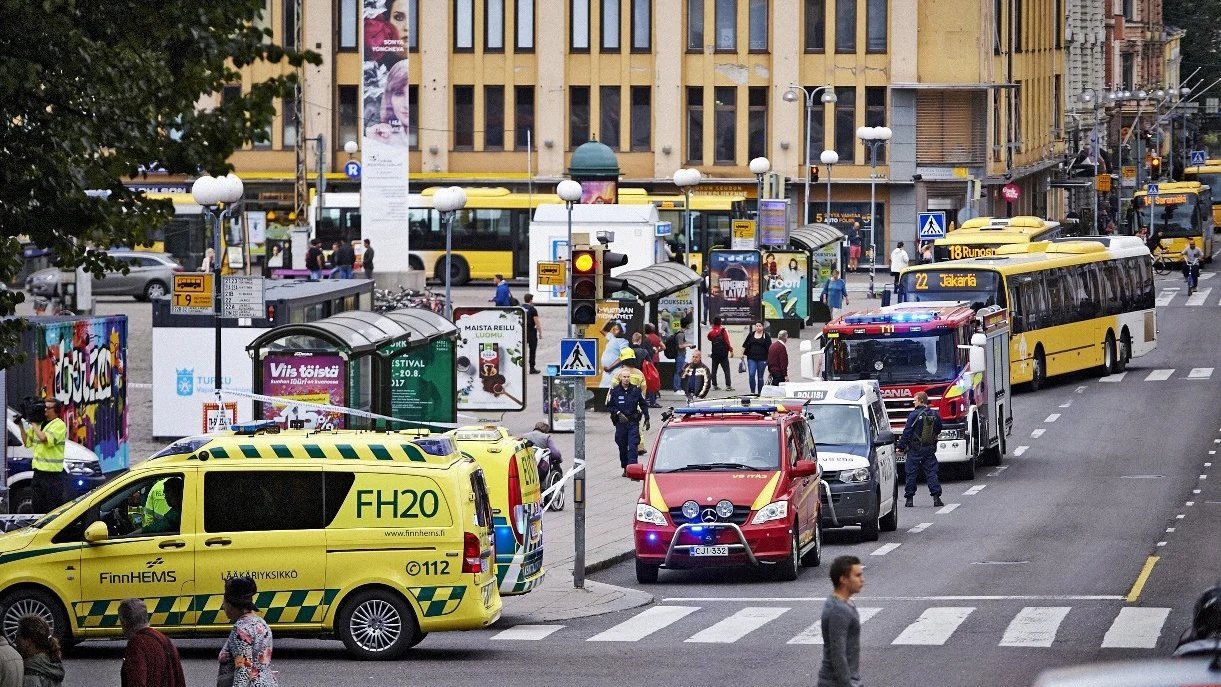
[118,598,186,687]
[706,317,734,391]
[767,330,790,386]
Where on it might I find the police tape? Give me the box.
[214,388,481,431]
[539,457,584,510]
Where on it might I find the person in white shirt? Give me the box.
[890,242,910,288]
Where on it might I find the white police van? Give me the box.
[769,380,899,541]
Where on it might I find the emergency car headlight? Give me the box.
[716,500,734,518]
[844,468,871,483]
[751,500,788,525]
[938,429,960,440]
[681,500,700,520]
[636,504,669,526]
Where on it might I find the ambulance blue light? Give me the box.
[230,420,281,436]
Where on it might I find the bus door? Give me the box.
[512,210,531,278]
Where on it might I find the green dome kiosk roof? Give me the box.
[568,139,621,178]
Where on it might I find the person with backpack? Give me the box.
[706,316,734,391]
[665,314,694,392]
[897,391,944,508]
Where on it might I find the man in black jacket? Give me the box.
[898,391,944,508]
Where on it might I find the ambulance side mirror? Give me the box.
[800,340,813,353]
[84,521,109,543]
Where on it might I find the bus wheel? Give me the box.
[1103,332,1118,375]
[1117,330,1132,372]
[1029,349,1047,391]
[408,256,424,272]
[434,256,470,286]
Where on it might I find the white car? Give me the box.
[5,408,106,513]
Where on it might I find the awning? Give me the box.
[379,308,459,345]
[789,224,845,251]
[618,262,702,301]
[246,310,411,355]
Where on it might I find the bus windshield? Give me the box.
[1142,194,1202,238]
[825,332,962,384]
[1186,172,1221,191]
[898,269,1004,311]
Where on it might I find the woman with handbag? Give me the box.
[740,322,772,395]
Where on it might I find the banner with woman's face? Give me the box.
[361,0,412,261]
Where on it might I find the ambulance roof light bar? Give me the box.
[842,311,937,325]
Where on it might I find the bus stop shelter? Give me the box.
[788,223,845,323]
[617,262,703,391]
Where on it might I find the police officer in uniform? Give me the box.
[22,398,67,513]
[606,367,650,476]
[898,391,944,508]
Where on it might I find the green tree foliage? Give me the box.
[0,0,320,368]
[1165,0,1221,98]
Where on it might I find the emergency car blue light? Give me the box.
[230,420,281,436]
[690,526,704,533]
[648,533,659,542]
[673,406,779,416]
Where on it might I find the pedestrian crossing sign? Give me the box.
[559,338,598,376]
[1190,150,1207,167]
[917,212,947,240]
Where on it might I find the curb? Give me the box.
[583,548,636,575]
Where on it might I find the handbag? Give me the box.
[738,358,747,373]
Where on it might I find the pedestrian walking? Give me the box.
[740,322,772,394]
[680,350,712,404]
[21,399,66,513]
[491,274,512,306]
[898,391,944,508]
[706,316,734,391]
[218,576,277,687]
[920,242,933,264]
[361,239,375,279]
[890,241,910,288]
[767,330,790,386]
[523,293,541,374]
[13,616,63,687]
[820,270,850,320]
[118,598,186,687]
[847,222,863,272]
[305,239,324,280]
[0,631,22,687]
[606,369,650,475]
[200,247,216,273]
[644,323,663,362]
[333,240,356,279]
[666,315,694,391]
[818,555,864,687]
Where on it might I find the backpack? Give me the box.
[710,329,729,358]
[642,359,661,394]
[663,332,680,359]
[917,410,938,447]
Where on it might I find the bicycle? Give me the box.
[1152,248,1173,276]
[1186,258,1201,295]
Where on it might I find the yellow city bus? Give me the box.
[931,216,1064,262]
[1182,163,1221,225]
[1132,181,1214,262]
[899,237,1156,390]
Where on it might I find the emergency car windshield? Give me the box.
[652,425,780,472]
[804,405,868,446]
[826,333,960,384]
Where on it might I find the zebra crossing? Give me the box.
[1155,284,1221,306]
[482,601,1174,650]
[1100,367,1214,382]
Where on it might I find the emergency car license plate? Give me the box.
[690,546,729,557]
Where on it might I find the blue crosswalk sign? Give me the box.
[559,338,598,376]
[1190,150,1208,167]
[917,212,947,240]
[1147,183,1160,196]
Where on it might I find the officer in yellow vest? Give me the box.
[22,398,67,513]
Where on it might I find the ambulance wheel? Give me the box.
[800,520,823,568]
[879,482,899,532]
[408,632,428,648]
[0,589,70,646]
[337,588,419,660]
[775,527,801,581]
[635,558,659,584]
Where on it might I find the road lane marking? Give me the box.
[662,595,1125,602]
[587,606,699,641]
[1045,413,1061,423]
[1014,446,1029,456]
[1101,607,1170,648]
[1059,400,1073,408]
[1076,386,1087,393]
[1125,555,1160,602]
[1188,367,1215,379]
[963,484,987,495]
[492,624,565,640]
[1203,271,1216,280]
[788,608,881,645]
[892,607,975,645]
[1187,501,1195,506]
[1155,291,1177,306]
[986,466,1009,477]
[1100,372,1127,382]
[1031,429,1046,438]
[908,522,933,533]
[685,606,789,643]
[1186,287,1212,306]
[1145,369,1175,381]
[999,607,1071,647]
[936,503,960,514]
[1166,527,1175,532]
[870,543,902,556]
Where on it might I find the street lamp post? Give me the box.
[673,168,702,348]
[557,179,584,339]
[191,173,245,397]
[783,85,838,225]
[857,126,892,299]
[749,157,771,230]
[1079,90,1103,234]
[433,186,468,320]
[820,150,839,271]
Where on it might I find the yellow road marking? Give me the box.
[1125,555,1159,602]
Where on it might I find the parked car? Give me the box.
[5,408,108,513]
[24,250,183,301]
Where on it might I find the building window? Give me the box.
[517,1,535,50]
[748,0,767,51]
[688,0,704,50]
[714,86,736,164]
[600,86,622,149]
[804,0,824,51]
[1013,0,1021,52]
[338,86,359,153]
[281,97,298,151]
[1122,0,1133,20]
[486,0,505,51]
[455,85,474,149]
[283,0,298,49]
[631,86,651,151]
[865,87,886,162]
[455,0,474,50]
[715,0,736,51]
[485,86,505,150]
[865,0,886,52]
[804,90,825,159]
[602,0,621,51]
[748,87,767,160]
[632,0,651,50]
[834,86,855,163]
[222,84,242,106]
[835,0,855,53]
[408,0,419,50]
[687,86,704,163]
[409,85,419,149]
[993,0,1001,54]
[515,86,535,149]
[1054,0,1061,48]
[572,0,590,50]
[1121,53,1134,91]
[570,86,590,148]
[1052,75,1061,138]
[992,89,1001,162]
[339,0,358,50]
[1013,81,1023,152]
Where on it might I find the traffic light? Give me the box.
[570,247,598,324]
[597,247,630,299]
[811,166,819,184]
[1150,157,1161,180]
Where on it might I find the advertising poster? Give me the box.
[707,250,761,326]
[589,299,646,388]
[362,0,411,263]
[813,202,886,264]
[454,307,527,411]
[15,316,129,473]
[385,338,457,428]
[761,250,809,321]
[580,180,617,204]
[656,287,696,363]
[152,327,258,439]
[759,199,789,246]
[544,377,576,433]
[261,353,347,429]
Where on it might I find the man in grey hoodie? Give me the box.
[818,555,865,687]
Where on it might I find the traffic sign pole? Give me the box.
[1147,183,1159,237]
[573,377,586,589]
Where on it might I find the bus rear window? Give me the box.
[899,269,1005,311]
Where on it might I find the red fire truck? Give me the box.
[820,302,1012,480]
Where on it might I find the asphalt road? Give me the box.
[56,272,1221,686]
